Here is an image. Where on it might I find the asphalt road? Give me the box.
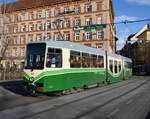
[0,80,58,111]
[0,76,150,119]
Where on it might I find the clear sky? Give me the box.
[113,0,150,50]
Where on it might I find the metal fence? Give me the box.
[0,69,23,80]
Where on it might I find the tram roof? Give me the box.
[46,40,106,55]
[28,40,132,62]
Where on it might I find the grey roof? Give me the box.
[107,52,132,62]
[46,40,106,56]
[28,40,132,62]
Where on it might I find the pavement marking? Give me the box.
[107,109,119,117]
[126,99,133,105]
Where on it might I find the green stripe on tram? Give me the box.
[34,68,106,81]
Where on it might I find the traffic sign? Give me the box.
[73,24,107,31]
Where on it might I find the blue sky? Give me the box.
[113,0,150,50]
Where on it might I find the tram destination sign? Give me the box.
[73,24,107,31]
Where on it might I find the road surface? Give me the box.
[0,76,150,119]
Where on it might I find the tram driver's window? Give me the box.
[109,60,113,73]
[46,48,62,68]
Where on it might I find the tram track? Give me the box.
[21,78,147,119]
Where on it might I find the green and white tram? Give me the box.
[23,40,132,95]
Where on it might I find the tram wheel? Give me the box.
[30,90,37,97]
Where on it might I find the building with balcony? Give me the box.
[0,0,115,69]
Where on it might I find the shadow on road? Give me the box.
[0,80,29,96]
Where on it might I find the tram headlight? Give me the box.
[29,77,34,82]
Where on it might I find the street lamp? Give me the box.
[52,10,75,41]
[52,18,64,41]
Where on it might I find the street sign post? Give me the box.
[73,24,107,31]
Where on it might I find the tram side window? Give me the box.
[119,61,121,72]
[82,53,90,68]
[97,56,104,68]
[124,62,128,69]
[70,51,81,68]
[114,60,118,73]
[109,60,113,73]
[46,48,62,68]
[91,55,97,68]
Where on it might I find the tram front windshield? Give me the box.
[25,43,46,70]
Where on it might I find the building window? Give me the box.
[55,34,60,41]
[37,24,42,30]
[86,18,91,26]
[75,19,80,26]
[97,31,103,40]
[65,34,70,41]
[21,14,26,21]
[97,45,102,49]
[37,12,42,19]
[45,22,51,30]
[29,24,34,31]
[6,50,10,57]
[86,32,91,40]
[6,27,11,33]
[37,35,42,41]
[65,8,69,13]
[45,10,50,17]
[21,36,25,44]
[75,32,80,40]
[7,17,11,23]
[14,37,17,44]
[21,25,25,32]
[86,5,92,12]
[28,36,33,42]
[13,49,17,57]
[97,17,102,24]
[14,26,18,33]
[65,20,70,28]
[55,10,60,16]
[6,37,10,44]
[75,7,80,14]
[29,13,34,20]
[21,48,25,57]
[14,15,18,22]
[47,34,51,41]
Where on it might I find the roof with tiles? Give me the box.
[2,0,81,13]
